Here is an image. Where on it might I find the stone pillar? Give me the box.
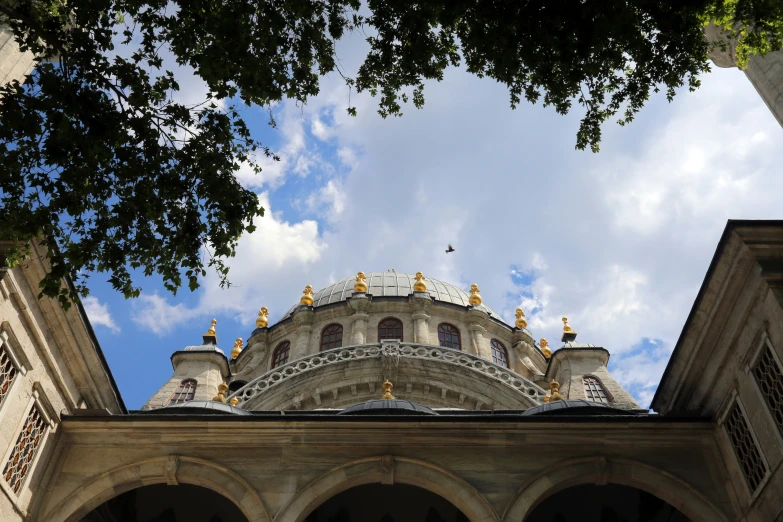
[706,23,783,127]
[0,24,36,88]
[467,309,490,359]
[233,329,269,378]
[410,292,432,344]
[291,308,314,360]
[348,293,370,345]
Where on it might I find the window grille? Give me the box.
[0,342,18,408]
[491,340,509,368]
[583,377,609,403]
[725,402,767,493]
[166,379,197,406]
[320,324,343,351]
[272,341,291,368]
[752,344,783,437]
[3,405,46,494]
[378,318,403,341]
[438,324,461,350]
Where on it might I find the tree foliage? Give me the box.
[0,0,781,306]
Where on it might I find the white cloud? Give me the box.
[307,180,347,217]
[131,294,197,336]
[83,296,120,334]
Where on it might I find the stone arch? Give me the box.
[501,456,728,522]
[274,455,498,522]
[41,455,270,522]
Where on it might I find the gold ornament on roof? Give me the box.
[413,272,427,292]
[562,317,573,333]
[515,308,527,329]
[229,397,239,407]
[354,271,368,293]
[381,380,395,400]
[543,394,551,403]
[300,285,314,306]
[549,381,565,401]
[540,338,552,358]
[231,338,243,359]
[213,383,229,403]
[468,284,482,305]
[256,306,269,328]
[202,318,218,344]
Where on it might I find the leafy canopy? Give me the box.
[0,0,781,306]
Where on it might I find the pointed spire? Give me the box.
[202,319,218,345]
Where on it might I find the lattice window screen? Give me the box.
[752,344,783,437]
[3,404,46,494]
[583,377,609,403]
[0,342,18,408]
[725,402,767,493]
[166,379,197,406]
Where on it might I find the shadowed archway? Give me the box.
[304,483,469,522]
[78,483,249,522]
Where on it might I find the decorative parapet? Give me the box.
[229,341,547,406]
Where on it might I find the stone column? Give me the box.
[348,293,370,345]
[706,23,783,127]
[291,308,314,361]
[410,292,433,344]
[467,309,490,359]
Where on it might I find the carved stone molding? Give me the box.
[164,454,179,485]
[229,342,547,406]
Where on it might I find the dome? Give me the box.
[338,399,438,416]
[522,400,636,416]
[281,272,502,322]
[140,400,250,415]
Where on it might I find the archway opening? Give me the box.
[78,483,249,522]
[304,483,469,522]
[525,484,690,522]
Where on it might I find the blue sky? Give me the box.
[80,32,783,410]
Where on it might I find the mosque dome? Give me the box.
[281,272,502,322]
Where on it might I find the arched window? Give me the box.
[320,324,344,351]
[167,379,197,406]
[378,318,403,341]
[583,376,609,403]
[272,341,291,368]
[438,323,461,350]
[490,339,509,368]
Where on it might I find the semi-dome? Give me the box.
[139,400,251,415]
[281,272,502,322]
[338,399,438,416]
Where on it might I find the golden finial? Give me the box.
[354,271,368,293]
[300,285,314,306]
[381,380,395,400]
[562,317,572,333]
[256,306,269,328]
[515,308,527,329]
[561,317,578,342]
[468,284,482,305]
[549,380,565,401]
[231,338,243,359]
[202,318,218,344]
[543,394,551,403]
[540,338,551,358]
[213,383,229,403]
[229,397,239,407]
[413,272,427,292]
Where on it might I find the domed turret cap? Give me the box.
[522,399,635,416]
[338,399,438,416]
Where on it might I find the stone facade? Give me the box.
[3,225,783,521]
[0,24,35,88]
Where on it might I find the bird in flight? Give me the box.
[446,244,455,253]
